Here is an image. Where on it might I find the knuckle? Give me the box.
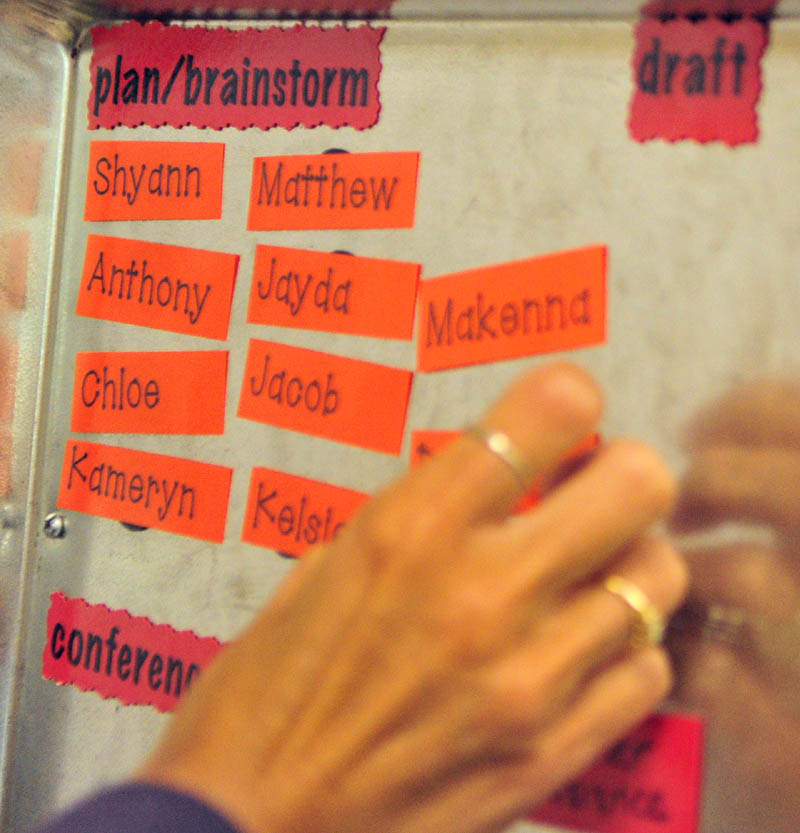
[356,501,413,570]
[441,587,505,664]
[606,440,677,512]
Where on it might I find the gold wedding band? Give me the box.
[603,575,665,648]
[466,424,532,489]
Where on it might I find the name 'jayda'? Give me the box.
[257,257,351,317]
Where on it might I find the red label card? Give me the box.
[84,141,224,220]
[42,592,222,712]
[70,351,227,435]
[531,713,704,833]
[248,245,420,339]
[115,0,393,11]
[237,339,413,455]
[640,1,777,15]
[247,152,419,230]
[418,246,607,372]
[409,429,460,468]
[89,22,384,131]
[242,468,369,557]
[77,235,238,340]
[629,18,768,146]
[58,441,233,542]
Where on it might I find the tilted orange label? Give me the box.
[418,246,607,371]
[58,440,232,542]
[242,468,369,557]
[248,245,420,340]
[237,339,413,455]
[77,235,238,340]
[85,141,225,221]
[70,351,227,435]
[409,430,460,467]
[247,152,419,230]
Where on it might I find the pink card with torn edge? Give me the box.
[531,712,704,833]
[43,592,223,712]
[629,17,769,146]
[89,21,384,130]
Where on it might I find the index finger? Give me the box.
[401,362,603,528]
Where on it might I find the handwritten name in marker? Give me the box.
[42,592,222,713]
[89,22,384,131]
[70,351,227,435]
[248,245,419,339]
[531,713,704,833]
[77,235,238,340]
[58,441,232,543]
[242,468,369,557]
[85,141,224,221]
[237,339,413,455]
[247,151,419,230]
[629,17,768,145]
[418,245,606,372]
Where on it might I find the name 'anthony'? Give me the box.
[86,249,211,326]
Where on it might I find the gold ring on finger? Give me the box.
[603,574,665,648]
[465,423,533,490]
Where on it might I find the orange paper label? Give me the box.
[247,152,419,230]
[70,351,227,435]
[410,430,460,467]
[237,339,413,455]
[77,235,238,340]
[242,468,369,557]
[248,245,420,340]
[85,141,224,221]
[58,440,232,542]
[418,245,607,372]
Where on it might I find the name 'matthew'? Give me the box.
[417,246,607,372]
[247,152,419,230]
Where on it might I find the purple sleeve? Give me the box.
[35,783,242,833]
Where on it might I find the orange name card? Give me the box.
[418,245,607,372]
[85,141,224,221]
[242,468,369,557]
[410,429,460,467]
[58,440,232,542]
[247,152,419,230]
[77,235,238,340]
[70,351,228,435]
[248,245,420,339]
[237,339,413,455]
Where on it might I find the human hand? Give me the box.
[670,379,800,833]
[138,362,686,833]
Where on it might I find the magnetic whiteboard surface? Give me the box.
[3,14,800,833]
